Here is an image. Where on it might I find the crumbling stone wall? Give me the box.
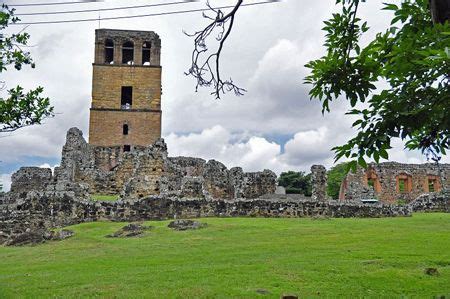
[10,167,52,194]
[311,165,328,201]
[410,193,450,212]
[0,190,414,244]
[340,162,450,203]
[47,127,276,201]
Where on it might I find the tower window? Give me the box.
[123,124,129,135]
[142,41,151,65]
[104,39,114,64]
[121,86,132,109]
[122,41,134,64]
[123,145,131,152]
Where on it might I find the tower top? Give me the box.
[94,28,161,66]
[95,28,161,47]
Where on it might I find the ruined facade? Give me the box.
[339,162,450,203]
[89,29,162,149]
[53,127,277,201]
[3,128,448,244]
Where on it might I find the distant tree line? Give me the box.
[278,162,349,199]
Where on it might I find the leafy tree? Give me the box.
[0,4,54,133]
[305,0,449,170]
[278,171,312,196]
[327,162,349,199]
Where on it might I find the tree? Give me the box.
[278,171,312,196]
[327,162,349,199]
[305,0,449,170]
[0,4,54,133]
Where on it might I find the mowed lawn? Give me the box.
[0,213,449,298]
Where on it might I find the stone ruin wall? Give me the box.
[0,188,414,245]
[31,127,277,201]
[2,127,449,245]
[340,162,450,203]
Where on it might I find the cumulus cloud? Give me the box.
[167,125,345,174]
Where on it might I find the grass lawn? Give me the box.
[0,213,449,298]
[90,194,119,201]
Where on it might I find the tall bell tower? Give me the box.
[88,29,162,150]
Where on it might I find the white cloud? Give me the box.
[167,125,343,174]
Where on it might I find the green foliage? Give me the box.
[0,4,54,133]
[278,171,312,196]
[90,194,119,201]
[0,215,449,297]
[397,199,408,206]
[327,162,349,199]
[305,0,450,167]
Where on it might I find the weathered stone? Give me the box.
[41,128,277,201]
[89,29,162,148]
[410,193,449,212]
[168,219,207,231]
[106,223,152,238]
[5,230,47,246]
[340,162,450,203]
[47,229,75,241]
[10,167,52,194]
[311,165,328,201]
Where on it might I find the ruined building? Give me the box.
[89,29,162,149]
[340,162,450,203]
[1,28,448,245]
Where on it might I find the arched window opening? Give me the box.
[122,41,134,64]
[104,39,114,64]
[396,173,412,193]
[123,124,129,135]
[121,86,132,109]
[142,41,151,65]
[426,175,441,192]
[365,169,381,193]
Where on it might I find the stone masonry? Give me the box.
[52,127,277,201]
[311,165,328,201]
[340,162,450,203]
[3,127,448,245]
[89,29,162,148]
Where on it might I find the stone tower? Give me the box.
[88,29,162,150]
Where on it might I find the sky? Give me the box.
[1,0,447,191]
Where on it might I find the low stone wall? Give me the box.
[0,190,413,244]
[410,193,449,212]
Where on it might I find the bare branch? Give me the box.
[185,0,246,99]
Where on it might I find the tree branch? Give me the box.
[185,0,246,99]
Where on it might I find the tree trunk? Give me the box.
[430,0,450,24]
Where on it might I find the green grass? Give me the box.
[90,194,119,201]
[0,213,449,298]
